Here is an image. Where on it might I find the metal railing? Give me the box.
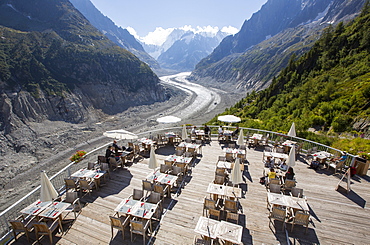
[0,126,353,242]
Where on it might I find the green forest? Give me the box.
[209,2,370,156]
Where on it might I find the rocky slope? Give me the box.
[190,0,366,92]
[69,0,160,69]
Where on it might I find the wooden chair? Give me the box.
[215,167,227,177]
[185,138,192,143]
[226,211,239,224]
[228,143,236,149]
[193,234,212,245]
[175,162,188,176]
[130,218,150,245]
[130,188,144,201]
[79,179,95,196]
[97,155,107,164]
[290,187,305,198]
[9,215,35,242]
[153,183,169,200]
[203,197,219,216]
[214,175,226,185]
[218,156,226,162]
[170,165,184,187]
[33,220,60,244]
[268,207,287,231]
[283,179,296,192]
[87,162,95,170]
[64,178,79,192]
[208,209,221,221]
[290,211,310,233]
[224,199,238,213]
[142,180,153,198]
[101,163,111,181]
[160,164,171,174]
[109,215,130,241]
[164,159,173,166]
[269,183,282,194]
[225,153,234,162]
[63,191,82,219]
[236,153,246,163]
[147,192,162,220]
[175,149,184,156]
[187,147,197,158]
[269,178,280,185]
[109,157,121,171]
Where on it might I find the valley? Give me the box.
[0,73,244,212]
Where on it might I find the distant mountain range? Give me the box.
[69,0,160,69]
[141,28,230,72]
[189,0,366,92]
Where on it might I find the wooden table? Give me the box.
[21,200,52,216]
[38,201,71,232]
[194,216,243,244]
[207,183,242,199]
[267,192,309,212]
[70,168,106,188]
[217,161,232,169]
[146,171,178,195]
[165,155,193,165]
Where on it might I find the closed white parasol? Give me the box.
[181,124,188,139]
[287,122,296,137]
[40,171,58,202]
[148,147,159,171]
[237,130,244,146]
[103,129,138,140]
[287,146,296,167]
[230,158,243,186]
[218,115,241,123]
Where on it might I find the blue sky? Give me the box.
[89,0,268,39]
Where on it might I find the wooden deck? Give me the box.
[10,138,370,244]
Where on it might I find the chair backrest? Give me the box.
[98,155,107,163]
[65,192,78,203]
[271,207,286,220]
[87,162,95,170]
[128,142,134,148]
[164,160,173,166]
[269,183,281,193]
[226,212,239,224]
[101,163,109,171]
[33,222,50,234]
[175,150,183,156]
[209,209,221,220]
[109,216,124,229]
[185,138,192,143]
[203,198,216,210]
[195,139,202,145]
[229,143,236,149]
[294,211,310,225]
[184,152,193,158]
[160,164,170,173]
[153,183,165,194]
[171,165,182,175]
[225,153,234,162]
[239,145,246,150]
[284,180,296,188]
[109,157,118,166]
[9,220,26,231]
[64,178,76,188]
[148,192,161,204]
[214,175,225,185]
[79,179,91,189]
[142,180,153,191]
[224,199,238,212]
[269,178,280,185]
[215,167,226,176]
[291,187,304,197]
[130,219,144,233]
[133,189,144,200]
[218,156,226,162]
[175,162,186,172]
[236,153,245,160]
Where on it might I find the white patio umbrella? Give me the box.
[287,146,296,167]
[156,116,181,124]
[237,130,244,146]
[230,158,243,187]
[103,129,138,140]
[40,171,58,202]
[148,146,159,171]
[217,115,241,123]
[181,124,188,139]
[288,122,296,137]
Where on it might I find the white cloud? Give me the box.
[221,26,239,35]
[139,27,174,46]
[126,26,139,39]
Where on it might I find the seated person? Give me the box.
[232,126,240,137]
[191,126,197,135]
[336,151,348,163]
[284,167,295,180]
[204,125,210,136]
[105,145,115,164]
[279,161,288,171]
[268,168,276,179]
[264,156,275,168]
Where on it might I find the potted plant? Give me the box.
[70,150,87,163]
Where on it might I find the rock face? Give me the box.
[69,0,160,69]
[190,0,366,92]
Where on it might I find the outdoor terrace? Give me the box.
[2,127,370,244]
